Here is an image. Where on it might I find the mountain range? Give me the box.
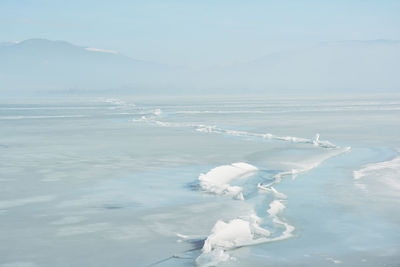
[0,38,399,95]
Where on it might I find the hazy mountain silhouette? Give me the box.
[197,40,400,93]
[1,38,399,96]
[0,39,173,95]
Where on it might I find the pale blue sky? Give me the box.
[1,0,400,67]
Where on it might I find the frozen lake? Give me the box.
[1,95,399,267]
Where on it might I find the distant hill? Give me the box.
[1,38,399,96]
[197,40,400,93]
[0,39,173,95]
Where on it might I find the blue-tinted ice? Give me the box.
[1,96,399,266]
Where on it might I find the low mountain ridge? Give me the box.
[1,38,399,95]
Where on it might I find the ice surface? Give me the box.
[1,96,400,267]
[0,195,55,210]
[198,162,258,200]
[353,152,400,190]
